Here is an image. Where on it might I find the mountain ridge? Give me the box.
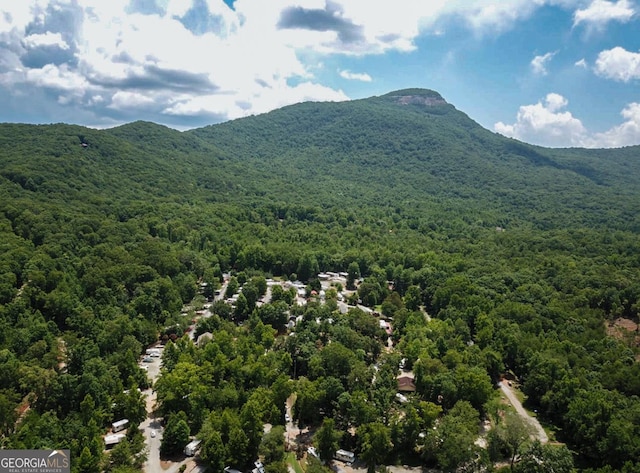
[1,88,639,231]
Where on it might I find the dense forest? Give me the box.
[0,89,639,473]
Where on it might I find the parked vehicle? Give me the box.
[112,419,129,432]
[184,439,202,456]
[334,450,355,463]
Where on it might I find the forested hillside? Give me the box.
[0,89,639,473]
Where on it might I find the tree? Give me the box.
[260,425,286,465]
[404,286,422,311]
[0,391,18,436]
[358,422,392,473]
[501,412,533,470]
[107,441,134,471]
[347,262,360,290]
[258,301,289,329]
[315,418,342,464]
[297,254,319,283]
[200,431,226,472]
[235,292,249,321]
[227,427,250,467]
[160,411,190,457]
[78,446,100,473]
[225,277,239,298]
[121,386,147,427]
[392,404,422,454]
[515,441,574,473]
[240,400,264,465]
[430,401,481,472]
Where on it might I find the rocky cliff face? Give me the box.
[393,94,448,107]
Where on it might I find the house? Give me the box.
[397,375,416,392]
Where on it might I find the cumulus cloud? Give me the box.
[339,69,372,82]
[22,32,69,50]
[586,102,640,147]
[573,0,635,28]
[495,93,586,147]
[0,0,627,129]
[531,51,557,75]
[496,94,640,148]
[594,46,640,81]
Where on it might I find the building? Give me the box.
[397,375,416,392]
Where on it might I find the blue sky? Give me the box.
[1,0,639,148]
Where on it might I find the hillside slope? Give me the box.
[0,89,640,472]
[188,88,640,230]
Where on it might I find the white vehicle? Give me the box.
[334,450,355,464]
[112,419,129,432]
[285,413,291,422]
[184,439,202,456]
[150,430,156,438]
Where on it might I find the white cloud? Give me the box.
[109,91,157,110]
[0,0,624,130]
[339,69,372,82]
[594,46,640,82]
[586,102,640,147]
[573,0,635,28]
[494,93,587,147]
[25,63,89,91]
[496,94,640,148]
[531,51,557,75]
[22,32,69,50]
[163,82,348,119]
[575,58,588,68]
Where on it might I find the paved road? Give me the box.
[498,382,548,443]
[140,353,163,473]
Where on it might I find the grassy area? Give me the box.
[286,452,305,473]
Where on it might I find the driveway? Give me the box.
[498,381,548,443]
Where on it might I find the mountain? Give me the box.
[187,88,640,230]
[3,89,638,231]
[0,89,639,471]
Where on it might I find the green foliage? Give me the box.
[357,422,392,473]
[514,441,574,473]
[1,90,640,472]
[315,418,342,463]
[260,425,286,465]
[160,411,190,457]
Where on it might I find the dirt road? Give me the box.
[499,382,548,443]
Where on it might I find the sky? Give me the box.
[1,0,639,148]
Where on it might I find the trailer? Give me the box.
[184,439,202,456]
[112,419,129,432]
[334,449,355,463]
[104,433,126,448]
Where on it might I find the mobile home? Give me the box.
[184,439,202,456]
[112,419,129,432]
[334,449,355,463]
